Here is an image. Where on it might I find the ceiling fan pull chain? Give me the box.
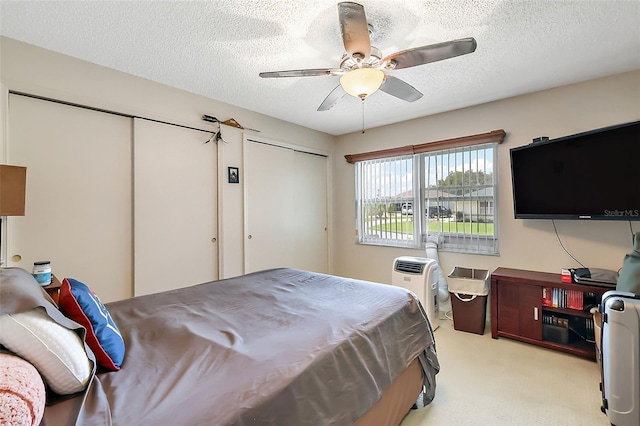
[361,98,365,134]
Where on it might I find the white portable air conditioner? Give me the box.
[392,256,440,330]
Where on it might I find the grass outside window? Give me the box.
[369,217,494,235]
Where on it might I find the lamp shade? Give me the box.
[340,68,385,99]
[0,165,27,216]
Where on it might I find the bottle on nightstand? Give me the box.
[32,261,52,286]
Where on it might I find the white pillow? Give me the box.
[0,307,92,395]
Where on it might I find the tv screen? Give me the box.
[510,120,640,220]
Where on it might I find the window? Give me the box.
[422,143,498,254]
[356,155,416,247]
[353,134,502,255]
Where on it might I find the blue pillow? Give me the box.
[58,278,125,371]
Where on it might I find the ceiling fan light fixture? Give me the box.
[340,67,384,99]
[259,2,475,111]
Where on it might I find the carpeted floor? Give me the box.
[402,314,609,426]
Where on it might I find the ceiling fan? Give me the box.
[259,1,477,111]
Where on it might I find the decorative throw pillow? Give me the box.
[0,308,92,395]
[58,278,125,371]
[0,353,46,426]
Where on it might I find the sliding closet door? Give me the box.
[292,151,328,273]
[7,94,132,302]
[133,119,218,296]
[244,141,295,273]
[244,139,329,274]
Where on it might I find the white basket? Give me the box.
[448,267,490,296]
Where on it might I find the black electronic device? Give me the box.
[510,120,640,220]
[572,268,619,288]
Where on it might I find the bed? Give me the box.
[0,267,439,425]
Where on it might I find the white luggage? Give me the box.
[600,291,640,426]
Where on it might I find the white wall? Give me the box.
[0,36,336,279]
[3,36,639,287]
[332,70,640,284]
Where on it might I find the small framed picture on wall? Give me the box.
[228,167,239,184]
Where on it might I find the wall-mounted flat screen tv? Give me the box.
[510,120,640,220]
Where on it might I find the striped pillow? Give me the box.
[0,307,92,395]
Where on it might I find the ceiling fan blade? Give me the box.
[381,37,477,70]
[259,68,343,78]
[338,2,371,59]
[317,85,347,111]
[379,76,423,102]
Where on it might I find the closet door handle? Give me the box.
[534,307,539,321]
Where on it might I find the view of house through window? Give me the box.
[355,142,498,254]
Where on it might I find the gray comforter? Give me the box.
[43,268,439,425]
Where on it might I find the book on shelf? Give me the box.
[543,313,596,342]
[542,287,584,310]
[542,287,553,307]
[543,313,569,328]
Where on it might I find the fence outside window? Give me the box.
[355,142,499,255]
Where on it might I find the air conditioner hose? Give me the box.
[425,235,450,304]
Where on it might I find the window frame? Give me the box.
[349,130,505,255]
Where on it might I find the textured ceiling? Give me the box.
[1,1,639,136]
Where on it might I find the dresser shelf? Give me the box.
[490,267,609,360]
